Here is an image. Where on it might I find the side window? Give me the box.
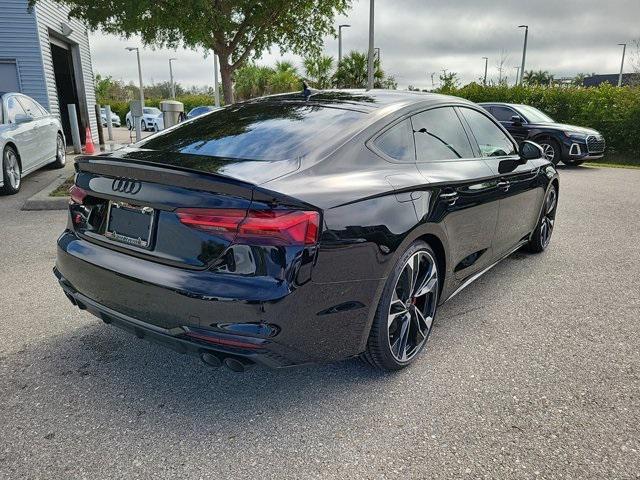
[491,106,518,122]
[411,107,474,161]
[459,107,517,157]
[373,119,415,162]
[5,96,26,123]
[17,96,44,118]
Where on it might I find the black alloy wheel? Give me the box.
[364,241,439,371]
[527,184,558,253]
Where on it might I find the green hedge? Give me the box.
[98,94,218,125]
[440,83,640,158]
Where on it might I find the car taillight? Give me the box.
[176,208,320,246]
[69,185,87,205]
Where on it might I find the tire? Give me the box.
[50,133,66,169]
[526,183,558,253]
[538,138,561,166]
[363,241,440,371]
[141,120,147,131]
[126,119,132,130]
[1,145,21,195]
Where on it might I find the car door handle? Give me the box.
[440,190,459,205]
[497,180,510,191]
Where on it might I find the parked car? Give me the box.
[125,107,164,131]
[54,90,558,372]
[479,102,605,166]
[186,105,219,120]
[1,92,65,195]
[100,108,121,127]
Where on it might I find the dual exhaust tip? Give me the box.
[200,352,254,373]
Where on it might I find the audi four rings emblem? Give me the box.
[111,178,142,194]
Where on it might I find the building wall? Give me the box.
[34,0,97,141]
[0,0,48,105]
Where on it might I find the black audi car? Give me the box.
[55,90,559,372]
[479,102,605,166]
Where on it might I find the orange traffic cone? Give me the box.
[84,127,95,154]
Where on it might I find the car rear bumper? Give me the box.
[55,231,380,367]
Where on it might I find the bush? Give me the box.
[440,83,640,158]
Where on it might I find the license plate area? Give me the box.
[104,201,155,249]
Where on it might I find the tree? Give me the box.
[438,69,460,91]
[33,0,351,104]
[303,55,335,89]
[522,69,553,86]
[333,51,386,88]
[269,61,301,94]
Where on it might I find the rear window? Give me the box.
[138,102,365,161]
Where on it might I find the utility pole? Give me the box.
[213,53,220,107]
[482,57,488,85]
[518,25,529,85]
[338,24,350,65]
[514,66,521,85]
[169,58,177,99]
[618,43,627,87]
[126,46,144,141]
[366,0,375,90]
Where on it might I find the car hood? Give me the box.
[530,122,600,135]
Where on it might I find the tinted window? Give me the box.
[5,95,26,123]
[491,106,518,122]
[411,107,473,161]
[459,108,516,157]
[139,103,365,161]
[17,96,44,118]
[373,119,415,162]
[516,105,554,123]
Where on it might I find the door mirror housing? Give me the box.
[519,140,544,161]
[510,115,524,126]
[14,113,33,124]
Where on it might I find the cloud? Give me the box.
[89,0,639,89]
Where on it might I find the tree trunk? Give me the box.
[219,57,235,104]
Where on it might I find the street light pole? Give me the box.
[213,53,220,107]
[518,25,528,85]
[375,47,381,64]
[338,24,350,65]
[514,66,521,86]
[482,56,488,85]
[366,0,375,90]
[126,47,144,141]
[618,43,627,87]
[169,58,177,99]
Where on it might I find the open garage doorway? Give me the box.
[50,40,85,144]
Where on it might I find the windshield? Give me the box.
[143,108,161,115]
[517,105,554,123]
[138,102,365,161]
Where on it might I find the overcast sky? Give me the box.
[89,0,639,90]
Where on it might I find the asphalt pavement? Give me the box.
[0,164,639,479]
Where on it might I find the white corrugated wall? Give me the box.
[34,0,97,142]
[0,0,48,105]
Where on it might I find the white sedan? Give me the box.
[1,92,65,195]
[125,107,164,131]
[100,108,121,127]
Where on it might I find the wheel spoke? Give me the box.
[414,264,437,298]
[414,307,433,334]
[388,295,408,327]
[393,316,410,361]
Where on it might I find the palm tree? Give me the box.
[522,69,553,86]
[333,51,386,88]
[269,61,301,94]
[303,55,335,89]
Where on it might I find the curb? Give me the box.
[22,172,71,211]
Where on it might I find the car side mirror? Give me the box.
[14,113,33,124]
[519,140,543,161]
[511,115,524,126]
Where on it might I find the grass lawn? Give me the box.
[49,175,75,197]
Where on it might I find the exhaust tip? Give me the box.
[223,357,252,373]
[200,352,222,368]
